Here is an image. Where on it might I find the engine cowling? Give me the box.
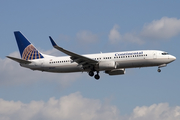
[98,61,117,70]
[105,68,125,75]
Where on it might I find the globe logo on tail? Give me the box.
[22,44,44,60]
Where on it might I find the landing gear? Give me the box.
[88,71,100,80]
[89,71,94,77]
[157,68,161,72]
[94,74,100,80]
[94,71,100,80]
[157,64,166,73]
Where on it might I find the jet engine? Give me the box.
[105,68,125,75]
[98,61,117,70]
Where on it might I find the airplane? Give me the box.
[7,31,176,80]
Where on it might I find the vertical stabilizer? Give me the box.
[14,31,44,60]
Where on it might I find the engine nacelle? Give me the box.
[105,68,125,75]
[98,61,117,70]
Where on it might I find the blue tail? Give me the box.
[14,31,44,60]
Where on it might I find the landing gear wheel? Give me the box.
[94,74,100,80]
[89,71,94,77]
[158,68,161,72]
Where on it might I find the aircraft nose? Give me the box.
[170,55,176,61]
[173,56,176,61]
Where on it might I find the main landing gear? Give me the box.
[89,71,100,80]
[89,71,94,76]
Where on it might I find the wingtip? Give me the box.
[6,56,14,59]
[14,31,22,35]
[49,36,57,47]
[6,56,12,59]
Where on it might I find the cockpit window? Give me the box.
[162,52,169,55]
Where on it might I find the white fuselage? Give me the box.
[21,50,176,73]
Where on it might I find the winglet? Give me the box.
[49,36,57,47]
[48,36,98,64]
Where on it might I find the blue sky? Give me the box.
[0,1,180,120]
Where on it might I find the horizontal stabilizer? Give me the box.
[6,56,31,64]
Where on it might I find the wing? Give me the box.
[49,36,98,70]
[6,56,31,64]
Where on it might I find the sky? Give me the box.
[0,0,180,120]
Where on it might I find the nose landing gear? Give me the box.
[157,64,167,73]
[157,68,161,72]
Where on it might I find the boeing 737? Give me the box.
[7,31,176,80]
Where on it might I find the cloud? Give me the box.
[1,51,81,87]
[0,92,120,120]
[123,33,144,44]
[0,92,180,120]
[109,17,180,44]
[42,48,62,56]
[130,103,180,120]
[108,24,143,44]
[140,17,180,39]
[108,24,122,43]
[76,30,98,43]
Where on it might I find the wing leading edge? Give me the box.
[49,36,98,69]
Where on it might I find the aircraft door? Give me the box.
[153,52,157,59]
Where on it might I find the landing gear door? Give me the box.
[153,52,157,59]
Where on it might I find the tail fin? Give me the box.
[14,31,44,60]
